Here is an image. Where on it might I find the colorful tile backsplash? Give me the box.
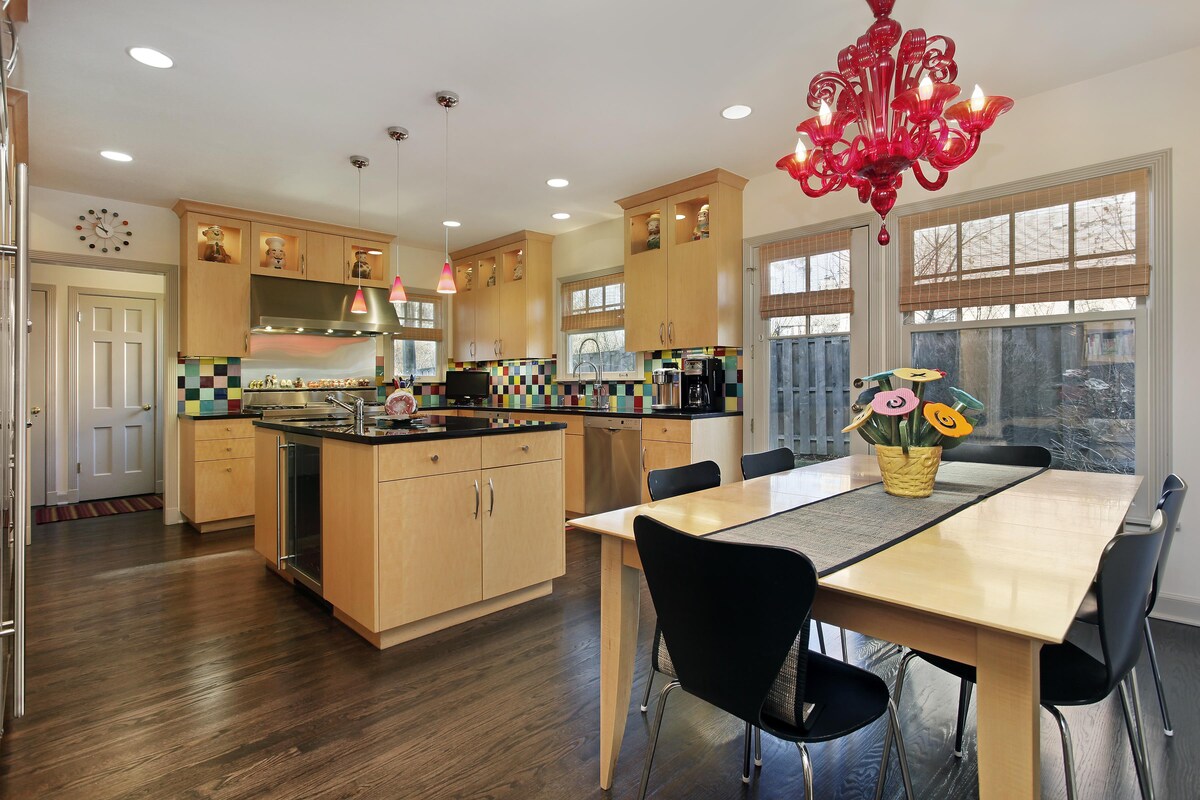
[391,348,743,413]
[176,357,242,414]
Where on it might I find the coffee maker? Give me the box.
[651,362,683,410]
[681,356,725,412]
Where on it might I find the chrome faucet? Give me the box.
[326,393,366,424]
[574,336,604,408]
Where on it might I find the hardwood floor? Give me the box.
[2,511,1197,798]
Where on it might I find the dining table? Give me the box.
[569,454,1142,799]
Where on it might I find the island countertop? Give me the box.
[252,414,566,445]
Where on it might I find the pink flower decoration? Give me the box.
[871,388,919,416]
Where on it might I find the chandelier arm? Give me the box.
[808,69,865,119]
[911,160,949,192]
[926,131,981,172]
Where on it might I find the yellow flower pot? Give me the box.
[876,445,942,498]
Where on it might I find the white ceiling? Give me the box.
[18,0,1200,250]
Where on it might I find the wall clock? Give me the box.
[75,208,132,253]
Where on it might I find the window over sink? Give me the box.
[391,292,445,382]
[558,270,642,381]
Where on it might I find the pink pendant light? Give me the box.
[437,259,456,293]
[350,287,368,314]
[387,126,409,305]
[435,90,459,295]
[349,155,370,312]
[389,275,408,303]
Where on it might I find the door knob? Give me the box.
[30,406,40,415]
[142,404,152,411]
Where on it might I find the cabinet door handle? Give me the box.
[225,467,232,473]
[473,479,480,519]
[520,444,530,452]
[225,447,232,452]
[276,437,286,569]
[494,339,499,356]
[488,478,495,517]
[470,341,475,358]
[667,321,674,343]
[244,332,249,352]
[498,338,503,355]
[300,253,306,273]
[430,453,440,462]
[641,447,647,472]
[659,323,665,345]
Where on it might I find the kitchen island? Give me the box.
[252,415,567,649]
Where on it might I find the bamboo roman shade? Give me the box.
[561,273,624,331]
[393,292,444,341]
[759,229,853,318]
[898,169,1150,312]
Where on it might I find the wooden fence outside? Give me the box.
[770,336,852,459]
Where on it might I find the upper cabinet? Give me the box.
[616,169,747,351]
[173,200,394,357]
[450,231,553,363]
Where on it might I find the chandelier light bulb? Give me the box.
[970,84,985,112]
[795,137,808,162]
[918,75,934,102]
[818,100,833,126]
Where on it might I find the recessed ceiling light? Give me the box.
[721,104,752,120]
[546,178,569,188]
[442,220,461,228]
[100,150,133,162]
[127,46,173,69]
[552,212,571,220]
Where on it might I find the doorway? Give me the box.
[29,285,53,506]
[71,290,159,502]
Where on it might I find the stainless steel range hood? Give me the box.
[250,275,403,336]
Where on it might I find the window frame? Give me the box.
[389,290,446,384]
[556,266,644,383]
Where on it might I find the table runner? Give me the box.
[710,461,1045,576]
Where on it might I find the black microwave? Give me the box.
[445,369,490,403]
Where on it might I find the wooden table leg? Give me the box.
[599,536,641,790]
[975,629,1042,800]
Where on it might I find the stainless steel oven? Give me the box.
[278,431,323,594]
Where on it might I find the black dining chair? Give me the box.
[876,510,1169,800]
[634,515,914,800]
[640,460,723,718]
[740,446,847,662]
[1075,474,1187,736]
[935,442,1052,757]
[647,459,721,503]
[740,447,796,480]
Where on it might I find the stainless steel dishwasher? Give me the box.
[584,416,643,514]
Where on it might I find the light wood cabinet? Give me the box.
[305,231,345,284]
[253,427,282,565]
[639,415,744,503]
[250,222,307,280]
[343,237,392,289]
[450,231,554,362]
[179,417,256,532]
[177,211,252,357]
[616,169,747,351]
[564,432,584,515]
[482,459,565,599]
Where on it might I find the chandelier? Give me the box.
[776,0,1012,245]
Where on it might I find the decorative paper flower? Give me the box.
[856,386,881,405]
[949,386,984,412]
[841,405,875,432]
[892,367,943,383]
[871,388,919,416]
[923,402,974,437]
[862,369,896,382]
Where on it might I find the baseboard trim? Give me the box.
[164,506,183,526]
[1151,592,1200,627]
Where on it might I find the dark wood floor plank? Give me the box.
[1,511,1197,798]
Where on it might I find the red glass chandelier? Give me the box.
[776,0,1013,245]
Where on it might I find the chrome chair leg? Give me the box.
[1044,704,1079,800]
[1128,669,1158,800]
[816,622,827,655]
[874,650,917,800]
[638,680,681,800]
[953,679,973,758]
[742,722,752,784]
[1143,619,1174,736]
[1118,676,1155,800]
[795,741,814,800]
[887,699,916,800]
[640,663,657,713]
[754,725,763,767]
[840,627,850,663]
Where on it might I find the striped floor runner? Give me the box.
[35,495,163,524]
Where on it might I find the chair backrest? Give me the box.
[1147,473,1187,613]
[1096,509,1168,688]
[647,460,721,501]
[633,515,816,727]
[741,447,796,481]
[940,443,1051,468]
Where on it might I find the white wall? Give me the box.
[741,46,1200,624]
[551,217,623,280]
[30,186,179,265]
[30,263,166,501]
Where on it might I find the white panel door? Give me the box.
[78,294,156,501]
[29,289,48,506]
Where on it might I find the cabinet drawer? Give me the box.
[194,458,255,521]
[194,418,256,441]
[482,430,562,468]
[195,438,254,461]
[643,418,692,444]
[379,437,481,481]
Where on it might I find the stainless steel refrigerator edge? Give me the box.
[584,417,642,514]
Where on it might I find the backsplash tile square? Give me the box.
[177,356,242,414]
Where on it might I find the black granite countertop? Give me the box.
[178,411,263,421]
[423,401,741,420]
[253,414,566,444]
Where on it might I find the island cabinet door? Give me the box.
[481,459,565,600]
[378,471,484,630]
[253,428,283,564]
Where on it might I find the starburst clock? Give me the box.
[75,208,132,253]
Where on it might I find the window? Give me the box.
[391,293,445,381]
[898,169,1150,477]
[559,272,640,379]
[760,230,852,337]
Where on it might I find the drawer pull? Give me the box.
[225,447,232,452]
[430,454,440,462]
[520,445,530,452]
[225,467,232,473]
